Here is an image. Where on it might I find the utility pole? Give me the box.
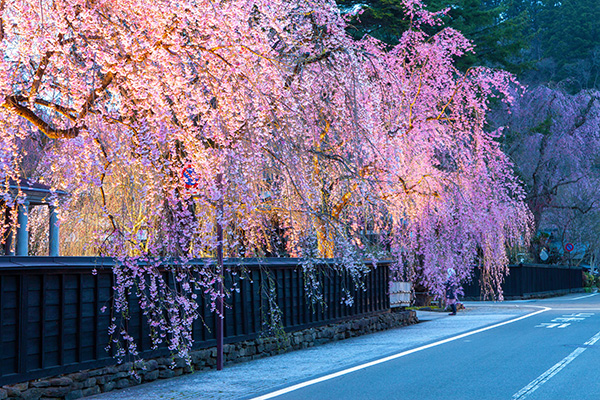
[216,172,224,371]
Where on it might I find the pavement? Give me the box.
[254,293,600,400]
[88,301,538,400]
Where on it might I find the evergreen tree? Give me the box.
[338,0,531,73]
[537,0,600,91]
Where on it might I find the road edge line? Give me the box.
[250,306,551,400]
[512,328,600,399]
[566,293,598,301]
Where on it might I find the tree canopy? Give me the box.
[1,0,531,358]
[339,0,600,89]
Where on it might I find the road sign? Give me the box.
[181,164,199,189]
[565,243,574,253]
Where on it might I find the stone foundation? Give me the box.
[1,310,417,400]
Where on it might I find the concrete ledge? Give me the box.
[1,310,417,400]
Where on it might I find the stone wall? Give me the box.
[0,310,417,400]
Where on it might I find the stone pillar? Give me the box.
[16,200,29,256]
[49,205,60,257]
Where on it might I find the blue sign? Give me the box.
[182,165,199,189]
[565,243,574,253]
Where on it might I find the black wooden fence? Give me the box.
[463,263,584,299]
[0,257,389,386]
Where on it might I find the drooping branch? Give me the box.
[2,68,115,139]
[0,0,5,41]
[11,95,77,122]
[1,96,79,139]
[284,50,332,88]
[79,71,115,120]
[29,51,54,100]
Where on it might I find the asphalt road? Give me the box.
[252,293,600,400]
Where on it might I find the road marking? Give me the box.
[566,293,598,301]
[535,313,593,328]
[535,323,560,328]
[512,329,600,400]
[584,330,600,346]
[250,307,551,400]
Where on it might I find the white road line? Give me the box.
[512,328,600,400]
[566,293,598,301]
[512,347,586,400]
[250,307,551,400]
[584,330,600,346]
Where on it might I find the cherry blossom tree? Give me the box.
[495,86,600,263]
[1,0,531,359]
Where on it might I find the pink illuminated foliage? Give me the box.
[1,0,530,360]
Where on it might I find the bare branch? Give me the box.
[549,200,597,215]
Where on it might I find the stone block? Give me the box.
[143,370,159,382]
[88,369,104,377]
[20,388,43,400]
[159,369,175,379]
[42,386,71,398]
[0,389,6,400]
[83,378,97,388]
[5,386,24,398]
[155,357,170,366]
[100,382,116,393]
[29,381,50,389]
[117,362,133,372]
[66,372,89,382]
[113,372,130,380]
[191,350,210,365]
[94,376,109,385]
[265,343,276,352]
[115,379,130,390]
[5,383,28,392]
[65,389,83,400]
[173,368,183,377]
[82,386,101,397]
[145,360,159,371]
[102,367,118,375]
